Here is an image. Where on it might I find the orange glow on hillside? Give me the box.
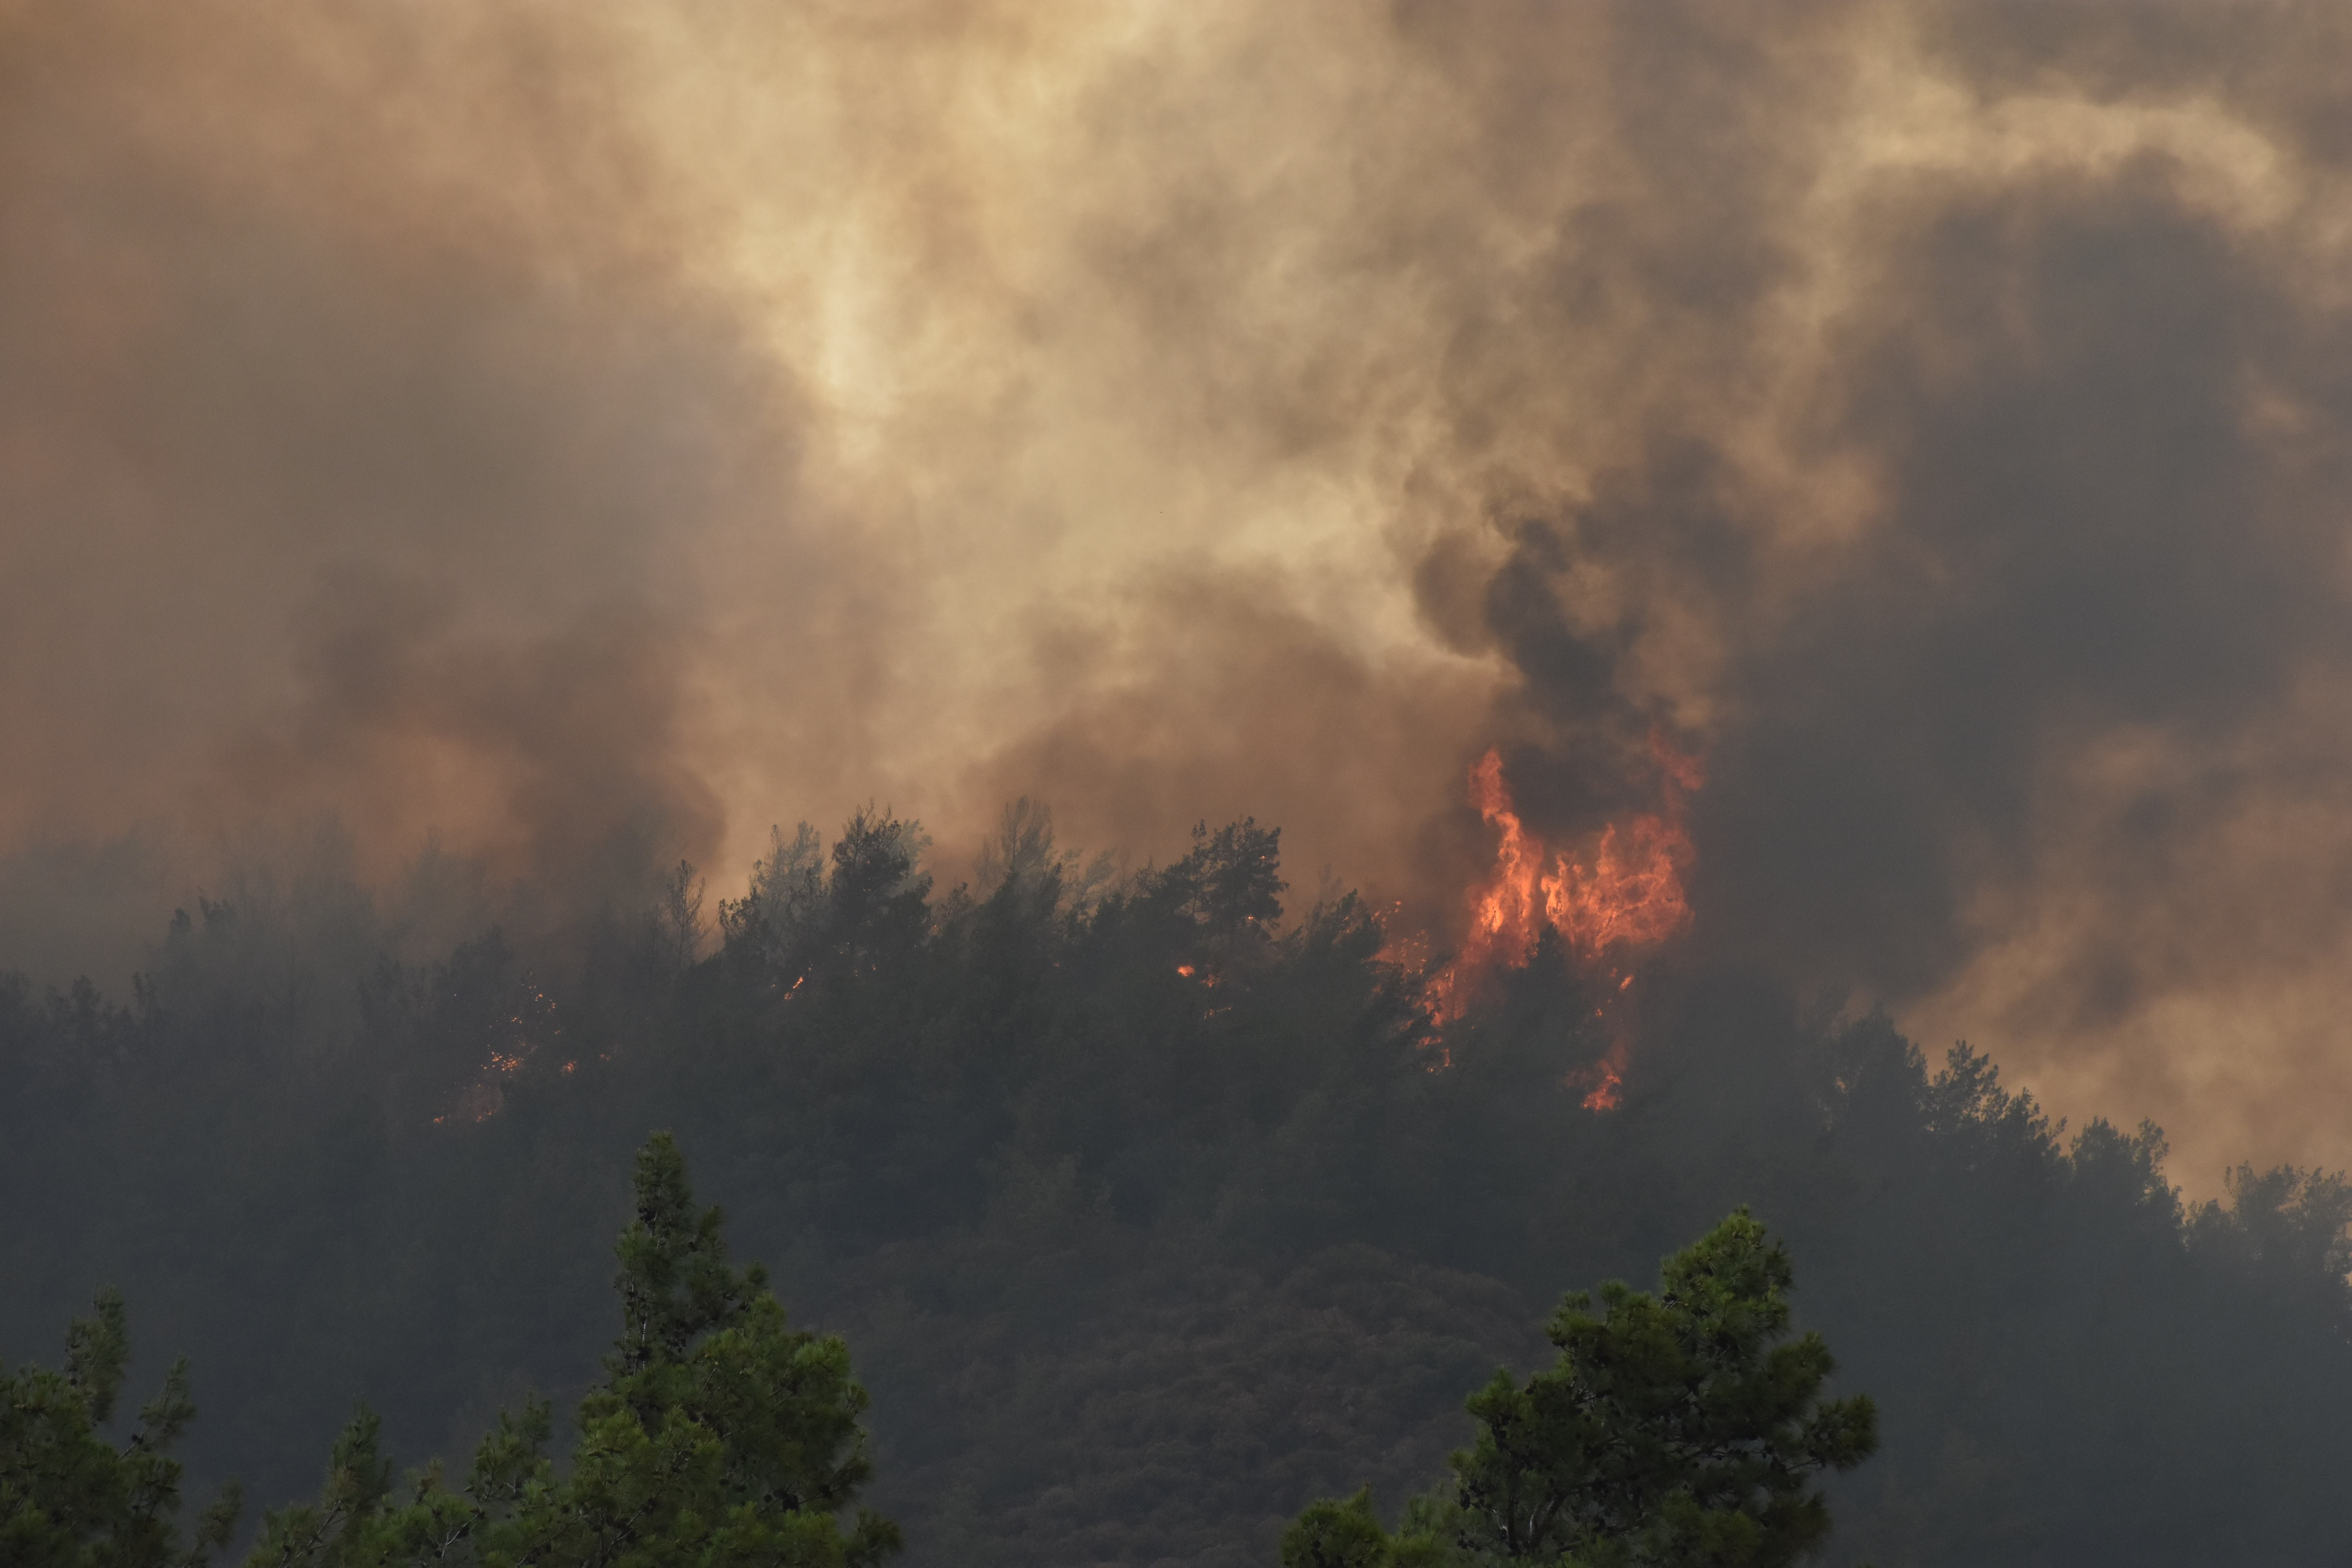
[1569,1039,1629,1111]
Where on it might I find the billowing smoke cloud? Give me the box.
[10,0,2352,1183]
[1370,1,2352,1183]
[0,1,844,962]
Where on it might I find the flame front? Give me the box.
[1428,740,1700,1040]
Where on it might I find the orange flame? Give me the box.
[1569,1039,1629,1111]
[1428,738,1700,1042]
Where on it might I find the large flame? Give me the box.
[1426,739,1701,1080]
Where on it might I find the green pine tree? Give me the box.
[1283,1211,1877,1567]
[248,1132,900,1568]
[1,1287,243,1568]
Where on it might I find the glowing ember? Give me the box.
[437,977,563,1126]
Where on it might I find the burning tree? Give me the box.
[1281,1211,1876,1567]
[1421,742,1702,1106]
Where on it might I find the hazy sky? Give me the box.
[10,0,2352,1187]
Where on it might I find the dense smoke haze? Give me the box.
[12,0,2352,1188]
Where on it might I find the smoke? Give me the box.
[9,0,2352,1180]
[1374,1,2352,1186]
[0,0,847,969]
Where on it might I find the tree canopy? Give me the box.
[0,1288,241,1568]
[6,805,2352,1564]
[245,1133,898,1568]
[1283,1212,1875,1567]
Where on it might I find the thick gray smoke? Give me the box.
[8,0,2352,1182]
[1388,2,2352,1179]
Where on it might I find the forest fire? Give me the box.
[1425,739,1701,1100]
[1569,1040,1630,1112]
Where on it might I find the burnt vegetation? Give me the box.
[6,807,2352,1565]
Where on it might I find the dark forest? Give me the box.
[7,808,2348,1565]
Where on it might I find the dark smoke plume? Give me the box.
[9,0,2352,1179]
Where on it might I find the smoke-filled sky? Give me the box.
[10,0,2352,1187]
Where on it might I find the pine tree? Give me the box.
[1,1287,243,1568]
[249,1132,899,1567]
[1283,1211,1877,1566]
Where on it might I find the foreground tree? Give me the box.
[248,1132,899,1567]
[0,1288,243,1568]
[1284,1212,1876,1567]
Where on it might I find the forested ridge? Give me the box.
[6,808,2352,1565]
